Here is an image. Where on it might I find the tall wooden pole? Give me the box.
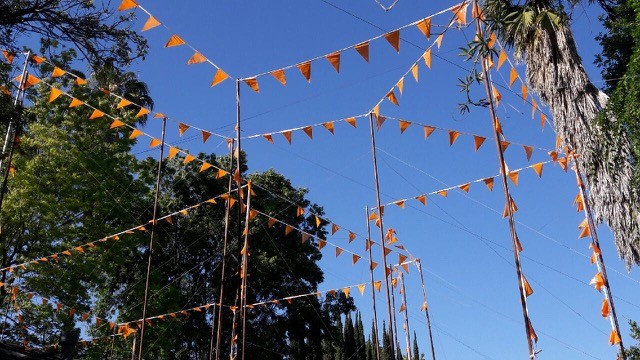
[365,206,381,360]
[137,117,167,360]
[415,259,436,360]
[474,3,535,356]
[212,139,235,360]
[368,112,396,359]
[398,272,412,359]
[573,162,627,359]
[390,272,402,358]
[239,182,252,360]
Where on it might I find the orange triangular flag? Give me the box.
[302,126,313,139]
[579,223,591,239]
[187,52,207,65]
[211,69,229,87]
[216,169,229,179]
[448,131,460,146]
[397,78,404,94]
[452,3,468,24]
[270,69,287,85]
[89,109,104,120]
[399,120,411,134]
[317,239,327,250]
[177,123,190,136]
[51,66,66,78]
[416,195,426,205]
[374,281,382,292]
[531,99,538,119]
[326,52,341,72]
[346,117,357,128]
[497,49,507,69]
[315,215,322,228]
[492,86,502,103]
[521,84,528,101]
[436,34,444,49]
[129,129,143,139]
[109,119,126,129]
[483,177,494,191]
[394,200,405,208]
[136,107,150,118]
[523,146,534,161]
[200,162,212,172]
[2,50,15,64]
[437,190,448,197]
[282,131,292,144]
[601,299,610,318]
[117,0,137,11]
[522,276,533,297]
[267,217,276,228]
[509,67,518,87]
[459,183,470,192]
[352,254,361,264]
[142,15,161,31]
[243,77,259,93]
[116,98,132,109]
[500,141,510,152]
[335,247,344,257]
[168,147,179,160]
[301,232,311,243]
[74,77,87,86]
[285,225,294,236]
[149,138,161,148]
[331,224,339,235]
[201,130,212,143]
[69,98,83,108]
[487,33,497,48]
[410,64,419,82]
[183,154,196,164]
[263,134,274,143]
[473,136,486,151]
[355,42,370,62]
[323,122,335,134]
[348,232,356,243]
[508,171,519,186]
[48,87,63,103]
[384,30,400,52]
[609,330,621,345]
[532,163,544,177]
[297,61,311,82]
[386,91,399,106]
[376,115,386,130]
[357,284,366,295]
[423,48,432,69]
[423,126,435,139]
[296,206,305,217]
[416,18,431,39]
[165,34,186,48]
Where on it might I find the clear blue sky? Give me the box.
[112,0,639,358]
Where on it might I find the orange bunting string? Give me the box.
[355,42,370,62]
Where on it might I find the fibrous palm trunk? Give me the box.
[523,24,640,267]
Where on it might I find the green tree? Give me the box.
[344,313,356,359]
[483,0,640,267]
[411,331,423,360]
[355,312,367,360]
[625,320,640,359]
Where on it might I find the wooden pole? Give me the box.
[390,271,402,358]
[367,112,396,359]
[240,182,252,360]
[415,259,436,360]
[365,206,381,360]
[398,272,412,359]
[212,139,235,360]
[474,5,535,357]
[573,162,627,359]
[137,117,167,360]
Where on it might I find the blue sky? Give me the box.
[97,0,640,358]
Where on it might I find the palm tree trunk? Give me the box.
[523,24,640,267]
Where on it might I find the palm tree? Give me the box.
[483,0,640,268]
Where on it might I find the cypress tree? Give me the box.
[412,331,421,360]
[344,313,356,359]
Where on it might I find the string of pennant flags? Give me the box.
[241,114,367,143]
[236,2,469,94]
[117,0,234,88]
[23,52,232,141]
[0,188,243,274]
[24,334,124,353]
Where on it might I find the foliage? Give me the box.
[625,320,640,359]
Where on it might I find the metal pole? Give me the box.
[573,163,627,359]
[365,206,381,360]
[367,112,396,359]
[212,140,235,360]
[474,6,535,357]
[415,260,436,360]
[137,117,167,360]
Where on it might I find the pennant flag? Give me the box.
[436,34,444,49]
[117,0,137,11]
[270,69,287,85]
[302,126,313,139]
[416,195,426,205]
[285,225,294,236]
[528,320,539,343]
[523,146,534,161]
[297,61,311,82]
[315,215,322,227]
[515,236,523,252]
[386,91,399,106]
[331,224,339,235]
[374,281,382,291]
[579,223,591,239]
[211,69,230,87]
[589,272,605,292]
[342,287,350,297]
[366,240,374,251]
[601,298,610,318]
[301,232,311,243]
[355,42,370,62]
[531,162,544,177]
[116,98,132,109]
[452,2,468,24]
[263,134,274,143]
[399,120,411,134]
[459,183,470,192]
[323,122,335,134]
[149,138,162,148]
[2,50,15,64]
[48,87,63,103]
[497,49,507,69]
[352,254,361,264]
[521,83,528,101]
[183,154,196,163]
[508,171,519,186]
[416,18,431,39]
[358,284,366,295]
[376,116,386,130]
[296,206,305,217]
[89,109,104,120]
[492,86,502,103]
[609,330,621,345]
[243,77,260,93]
[201,130,212,143]
[136,107,150,118]
[397,78,404,94]
[335,247,344,257]
[187,52,207,65]
[423,48,432,69]
[522,276,533,297]
[509,67,518,87]
[346,117,357,128]
[483,177,494,191]
[267,217,277,228]
[282,131,292,144]
[500,141,510,152]
[51,66,66,78]
[200,162,212,172]
[410,64,419,82]
[178,123,190,136]
[473,136,486,151]
[109,119,126,129]
[448,131,460,146]
[531,99,538,119]
[317,239,327,250]
[384,30,400,53]
[142,15,161,31]
[216,169,228,179]
[154,113,166,119]
[165,35,186,48]
[15,74,41,89]
[168,147,180,159]
[74,77,87,86]
[326,52,341,72]
[394,200,405,208]
[436,190,448,197]
[423,126,435,139]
